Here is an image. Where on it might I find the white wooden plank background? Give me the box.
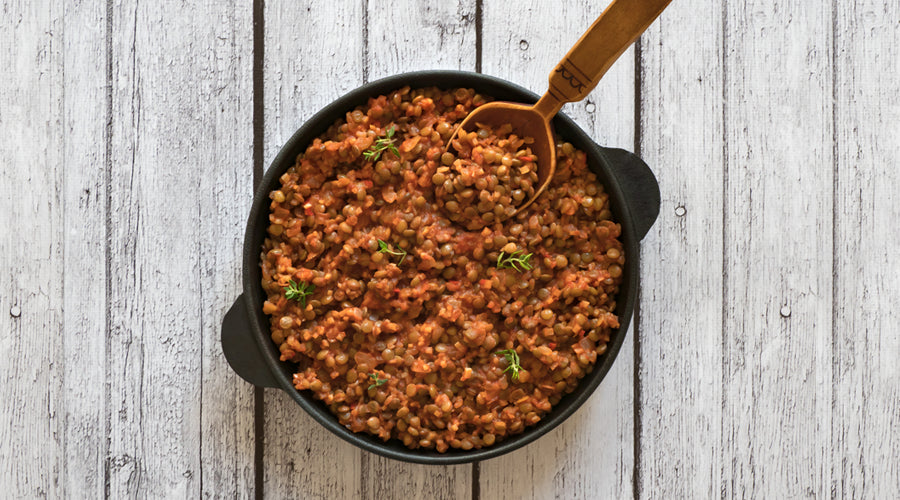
[62,0,108,497]
[637,0,725,496]
[834,1,900,497]
[1,2,65,497]
[106,0,255,497]
[2,0,899,498]
[722,1,834,496]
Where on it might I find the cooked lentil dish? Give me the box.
[435,122,540,230]
[260,86,625,452]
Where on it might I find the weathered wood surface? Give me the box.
[1,0,256,498]
[106,0,255,497]
[2,0,900,498]
[639,0,900,498]
[1,2,65,497]
[721,1,834,497]
[61,1,109,497]
[108,0,256,497]
[833,1,900,497]
[478,1,637,499]
[637,0,725,496]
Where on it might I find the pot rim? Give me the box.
[241,70,641,464]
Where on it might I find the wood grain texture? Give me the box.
[61,0,109,497]
[262,2,366,499]
[0,1,65,497]
[636,0,725,497]
[479,1,637,498]
[722,1,834,497]
[364,1,475,498]
[195,2,257,497]
[833,1,900,497]
[106,0,255,497]
[366,0,477,81]
[263,391,364,500]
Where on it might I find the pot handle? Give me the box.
[221,294,280,388]
[598,147,661,241]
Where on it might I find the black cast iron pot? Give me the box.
[221,70,660,465]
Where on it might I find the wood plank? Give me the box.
[61,0,109,497]
[833,1,900,497]
[366,0,477,82]
[264,390,363,499]
[636,0,725,497]
[362,2,476,498]
[196,2,257,497]
[721,1,834,497]
[478,1,636,498]
[106,1,255,497]
[0,1,65,497]
[261,2,365,498]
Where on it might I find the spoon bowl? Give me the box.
[445,0,672,225]
[446,101,557,215]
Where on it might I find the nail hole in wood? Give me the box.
[519,39,529,50]
[584,101,596,113]
[10,305,21,317]
[674,205,686,217]
[780,305,791,318]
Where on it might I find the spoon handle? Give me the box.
[534,0,673,118]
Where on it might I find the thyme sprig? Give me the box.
[284,280,315,306]
[377,239,407,265]
[496,250,533,272]
[496,349,522,382]
[363,126,400,162]
[368,372,389,390]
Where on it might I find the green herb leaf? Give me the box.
[284,279,315,306]
[368,372,389,390]
[363,126,401,162]
[496,250,533,272]
[377,239,407,265]
[496,348,522,382]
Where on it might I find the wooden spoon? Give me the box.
[446,0,673,220]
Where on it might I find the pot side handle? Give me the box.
[598,147,661,241]
[221,294,280,388]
